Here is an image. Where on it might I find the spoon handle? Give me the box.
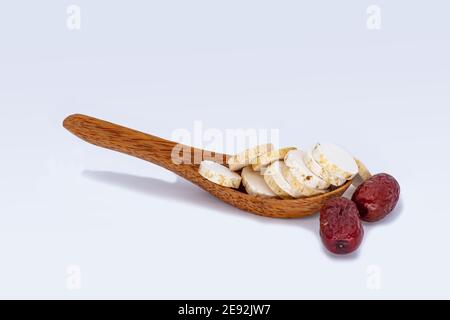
[63,114,221,177]
[63,114,179,169]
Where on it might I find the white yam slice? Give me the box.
[259,166,269,175]
[227,144,274,171]
[263,174,291,199]
[303,149,346,187]
[241,167,277,197]
[284,150,330,190]
[279,163,327,197]
[263,161,301,199]
[199,160,242,188]
[252,147,297,171]
[312,143,358,181]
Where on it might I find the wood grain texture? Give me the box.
[63,114,352,218]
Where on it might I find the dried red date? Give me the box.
[352,173,400,222]
[320,198,364,255]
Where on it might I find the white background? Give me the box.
[1,1,449,299]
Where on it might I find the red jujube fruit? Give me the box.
[352,173,400,222]
[320,198,364,255]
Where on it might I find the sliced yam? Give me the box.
[284,150,330,190]
[263,175,292,199]
[259,165,269,175]
[227,143,274,171]
[312,143,358,181]
[252,147,297,171]
[199,160,242,189]
[303,149,346,187]
[280,162,327,197]
[241,167,276,198]
[263,161,301,199]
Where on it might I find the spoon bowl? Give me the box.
[63,114,353,218]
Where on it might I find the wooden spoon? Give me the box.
[63,114,354,218]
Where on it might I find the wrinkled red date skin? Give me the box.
[320,198,364,255]
[352,173,400,222]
